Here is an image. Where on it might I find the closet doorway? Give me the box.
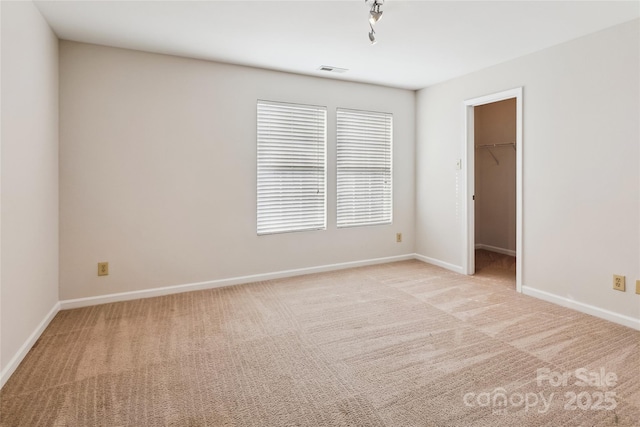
[463,88,523,292]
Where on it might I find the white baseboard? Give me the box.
[522,286,640,331]
[475,244,516,257]
[60,254,416,310]
[4,255,415,388]
[5,255,636,392]
[0,301,60,388]
[414,254,465,274]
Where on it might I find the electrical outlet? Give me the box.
[612,275,625,292]
[396,233,402,243]
[636,280,640,295]
[98,262,109,276]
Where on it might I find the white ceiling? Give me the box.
[34,1,639,90]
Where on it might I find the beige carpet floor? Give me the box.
[1,259,639,426]
[474,249,516,290]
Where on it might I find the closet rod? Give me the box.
[475,142,516,150]
[475,142,515,165]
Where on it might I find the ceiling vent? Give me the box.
[318,66,348,74]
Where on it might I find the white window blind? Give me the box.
[336,108,392,228]
[257,100,327,235]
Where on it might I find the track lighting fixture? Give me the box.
[369,1,383,25]
[366,0,383,44]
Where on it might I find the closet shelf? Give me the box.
[475,142,515,165]
[475,142,516,149]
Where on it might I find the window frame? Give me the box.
[256,100,327,235]
[336,107,393,228]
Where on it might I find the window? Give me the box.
[336,108,392,228]
[257,100,327,235]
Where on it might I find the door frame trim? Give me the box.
[463,87,523,292]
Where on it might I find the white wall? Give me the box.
[0,1,59,383]
[59,42,415,300]
[416,19,640,322]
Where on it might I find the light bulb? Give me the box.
[369,10,383,25]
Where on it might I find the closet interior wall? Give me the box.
[474,98,517,254]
